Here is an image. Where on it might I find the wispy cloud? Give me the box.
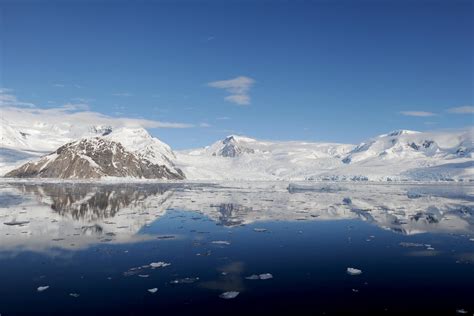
[0,88,35,107]
[447,106,474,114]
[52,83,82,88]
[208,76,255,105]
[1,89,193,129]
[216,116,230,120]
[2,105,194,129]
[112,92,133,97]
[400,111,436,117]
[199,122,211,128]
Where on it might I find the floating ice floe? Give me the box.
[456,309,468,314]
[138,274,149,278]
[211,240,231,245]
[469,238,474,242]
[147,288,158,294]
[37,286,49,292]
[253,228,267,232]
[219,291,239,299]
[399,242,424,248]
[347,268,362,275]
[246,273,273,280]
[69,293,80,298]
[150,261,171,269]
[170,277,200,284]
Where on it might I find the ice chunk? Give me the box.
[149,262,171,269]
[211,240,231,245]
[138,274,149,278]
[347,267,362,275]
[219,291,239,299]
[246,273,273,280]
[37,286,49,292]
[253,228,267,232]
[69,293,80,298]
[456,309,468,314]
[170,277,200,284]
[259,273,273,280]
[147,288,158,294]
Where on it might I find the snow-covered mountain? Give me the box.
[175,135,354,180]
[5,136,185,179]
[1,111,472,181]
[175,129,473,181]
[1,116,184,179]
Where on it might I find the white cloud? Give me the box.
[208,76,255,105]
[0,88,35,107]
[199,122,211,128]
[1,105,194,129]
[400,111,436,117]
[112,92,133,97]
[447,106,474,114]
[0,89,193,129]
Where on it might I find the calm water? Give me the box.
[0,182,473,315]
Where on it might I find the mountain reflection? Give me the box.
[12,183,176,220]
[0,182,473,251]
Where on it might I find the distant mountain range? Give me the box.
[1,116,472,181]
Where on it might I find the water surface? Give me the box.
[0,182,473,315]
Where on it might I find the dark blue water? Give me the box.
[0,182,473,315]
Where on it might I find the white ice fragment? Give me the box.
[253,228,267,232]
[37,286,49,292]
[456,309,468,314]
[259,273,273,280]
[149,261,171,269]
[69,293,80,298]
[347,267,362,275]
[138,274,150,278]
[246,273,273,280]
[211,240,231,245]
[219,291,239,299]
[147,288,158,294]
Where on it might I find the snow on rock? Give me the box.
[4,137,185,180]
[176,128,473,181]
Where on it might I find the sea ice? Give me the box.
[211,240,231,245]
[37,286,49,292]
[149,261,171,269]
[347,268,362,275]
[219,291,239,299]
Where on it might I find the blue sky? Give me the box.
[1,0,472,149]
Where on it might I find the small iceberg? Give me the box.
[211,240,231,245]
[69,293,80,298]
[246,273,273,280]
[150,262,171,269]
[170,277,200,284]
[147,288,158,294]
[347,267,362,275]
[37,286,49,292]
[219,291,239,299]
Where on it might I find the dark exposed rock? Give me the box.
[212,136,255,157]
[5,137,185,180]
